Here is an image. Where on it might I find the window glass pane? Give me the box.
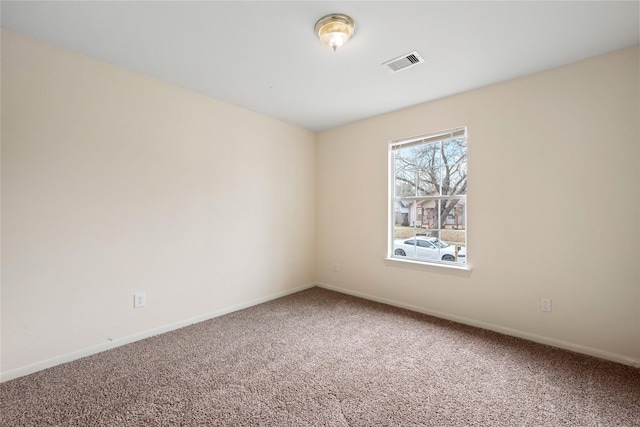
[416,143,440,196]
[440,230,466,263]
[441,138,467,195]
[393,201,412,227]
[396,145,441,197]
[421,202,437,229]
[395,147,418,197]
[439,199,465,229]
[441,201,465,264]
[392,228,417,258]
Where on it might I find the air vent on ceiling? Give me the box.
[382,51,424,73]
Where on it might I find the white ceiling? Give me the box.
[2,1,639,131]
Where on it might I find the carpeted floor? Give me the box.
[1,287,639,426]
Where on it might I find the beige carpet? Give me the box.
[1,287,639,426]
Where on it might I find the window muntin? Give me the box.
[390,128,467,266]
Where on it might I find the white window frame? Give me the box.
[387,127,469,269]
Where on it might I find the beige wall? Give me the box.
[1,30,316,378]
[316,46,640,366]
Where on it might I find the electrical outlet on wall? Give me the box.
[540,298,552,312]
[134,292,146,309]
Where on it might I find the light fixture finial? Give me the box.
[314,13,355,52]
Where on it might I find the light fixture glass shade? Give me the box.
[315,14,355,51]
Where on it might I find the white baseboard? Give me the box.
[1,283,316,383]
[316,282,640,369]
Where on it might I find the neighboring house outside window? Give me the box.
[389,127,467,266]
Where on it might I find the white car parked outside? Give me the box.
[393,236,466,263]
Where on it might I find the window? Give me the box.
[389,127,467,266]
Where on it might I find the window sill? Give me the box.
[384,257,472,272]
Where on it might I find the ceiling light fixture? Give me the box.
[314,13,355,52]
